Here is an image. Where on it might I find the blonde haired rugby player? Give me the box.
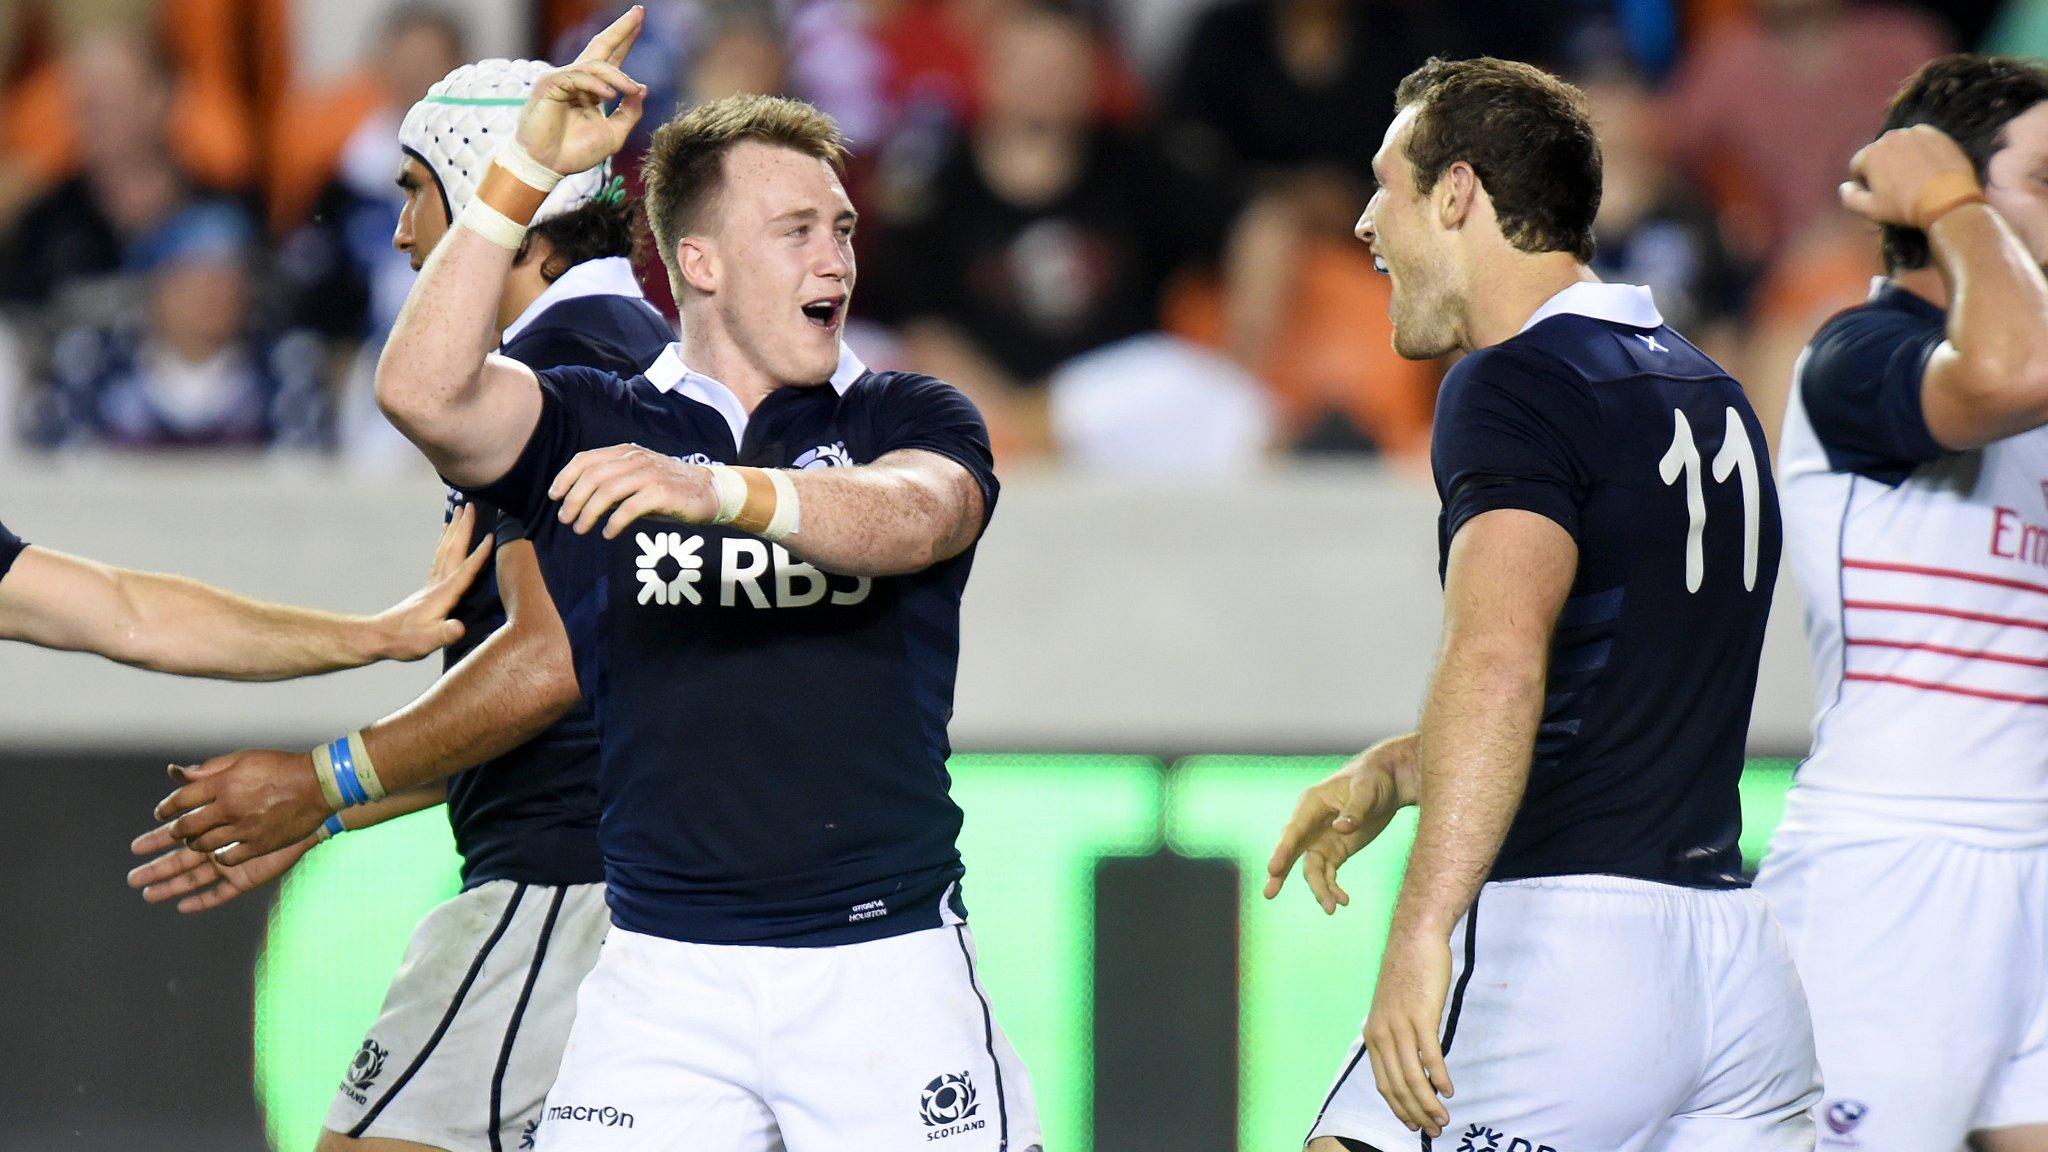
[160,9,1043,1149]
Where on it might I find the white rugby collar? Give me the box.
[1518,281,1663,334]
[643,342,868,447]
[501,257,647,346]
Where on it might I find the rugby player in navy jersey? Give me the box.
[155,10,1041,1151]
[1264,58,1820,1149]
[0,506,482,674]
[126,57,674,1152]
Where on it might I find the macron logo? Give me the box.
[636,532,706,605]
[1635,333,1668,353]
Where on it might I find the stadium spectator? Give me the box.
[866,3,1268,463]
[875,0,1146,137]
[1165,0,1454,188]
[1581,67,1751,353]
[1661,0,1949,254]
[1159,0,1447,459]
[0,30,207,307]
[266,3,467,232]
[27,203,328,450]
[0,0,264,224]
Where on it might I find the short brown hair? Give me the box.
[1394,57,1601,262]
[1877,54,2048,271]
[642,94,849,283]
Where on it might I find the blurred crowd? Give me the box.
[0,0,2027,471]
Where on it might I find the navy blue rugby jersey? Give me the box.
[1795,280,1947,483]
[466,344,999,946]
[1432,282,1782,889]
[0,517,24,583]
[441,257,674,887]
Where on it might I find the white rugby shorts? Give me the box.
[1309,874,1821,1152]
[325,880,609,1152]
[532,919,1042,1152]
[1758,830,2048,1147]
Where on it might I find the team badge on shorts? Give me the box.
[341,1038,388,1104]
[1823,1099,1869,1145]
[920,1071,984,1140]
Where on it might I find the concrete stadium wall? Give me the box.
[0,459,1820,754]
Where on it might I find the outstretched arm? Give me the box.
[150,537,583,863]
[1364,508,1575,1137]
[128,784,448,913]
[373,8,646,486]
[0,505,490,680]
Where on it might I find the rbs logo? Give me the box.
[635,531,871,608]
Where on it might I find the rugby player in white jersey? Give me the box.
[1760,54,2048,1152]
[1266,58,1818,1150]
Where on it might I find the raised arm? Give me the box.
[149,536,583,863]
[1364,508,1576,1137]
[373,9,647,486]
[1840,124,2048,449]
[0,505,490,680]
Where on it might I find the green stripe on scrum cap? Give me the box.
[423,95,529,106]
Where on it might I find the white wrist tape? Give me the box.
[705,464,801,542]
[456,199,530,250]
[707,464,749,525]
[310,732,387,810]
[495,140,566,194]
[762,469,801,542]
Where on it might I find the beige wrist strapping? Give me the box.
[706,464,801,542]
[310,731,387,810]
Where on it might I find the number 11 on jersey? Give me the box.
[1660,407,1760,593]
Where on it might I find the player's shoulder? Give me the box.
[842,368,988,423]
[506,296,673,378]
[1801,283,1944,391]
[1439,339,1593,417]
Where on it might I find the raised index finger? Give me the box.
[575,5,645,67]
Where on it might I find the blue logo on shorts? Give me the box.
[1826,1100,1869,1134]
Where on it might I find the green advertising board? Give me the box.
[253,755,1801,1151]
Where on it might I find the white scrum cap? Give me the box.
[398,58,614,225]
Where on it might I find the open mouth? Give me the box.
[1371,252,1389,276]
[800,297,844,330]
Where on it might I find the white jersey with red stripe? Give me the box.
[1779,280,2048,847]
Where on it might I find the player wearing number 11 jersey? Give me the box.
[1266,58,1818,1151]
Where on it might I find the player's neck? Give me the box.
[1890,265,1949,312]
[1461,254,1599,351]
[675,328,782,413]
[496,250,552,336]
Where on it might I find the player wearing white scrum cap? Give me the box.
[399,57,614,236]
[128,55,672,1152]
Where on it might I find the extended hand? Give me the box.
[550,444,719,538]
[127,822,315,913]
[370,502,494,662]
[516,6,648,177]
[1841,124,1979,227]
[1365,929,1455,1136]
[153,750,332,865]
[1263,746,1407,913]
